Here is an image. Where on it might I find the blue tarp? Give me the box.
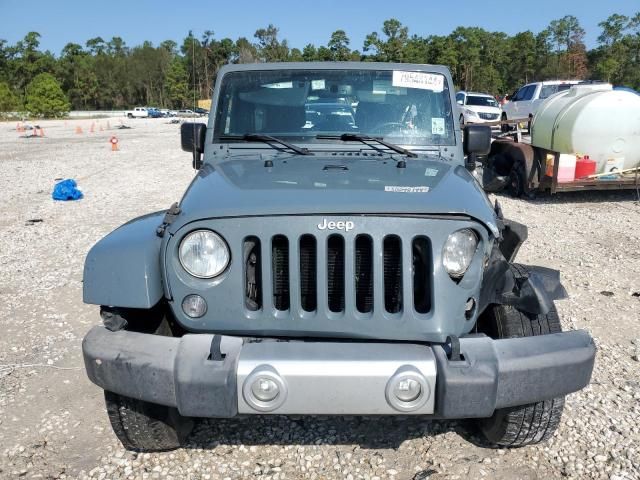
[52,179,83,201]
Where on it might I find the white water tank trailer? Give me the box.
[531,84,640,174]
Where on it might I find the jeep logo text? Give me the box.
[317,219,355,232]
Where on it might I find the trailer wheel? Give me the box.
[508,160,526,197]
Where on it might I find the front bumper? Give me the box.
[82,326,595,419]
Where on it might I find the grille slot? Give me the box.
[299,234,317,312]
[413,237,431,314]
[383,235,403,313]
[355,235,373,313]
[244,237,262,311]
[271,235,290,311]
[327,235,345,313]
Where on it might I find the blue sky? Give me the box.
[1,0,638,54]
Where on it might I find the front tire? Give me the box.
[105,391,193,452]
[101,307,193,451]
[475,265,565,447]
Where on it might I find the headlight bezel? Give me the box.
[442,228,479,279]
[178,229,231,279]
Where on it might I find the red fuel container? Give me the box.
[575,155,596,178]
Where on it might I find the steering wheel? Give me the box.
[368,122,406,135]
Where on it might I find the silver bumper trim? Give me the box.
[236,342,437,415]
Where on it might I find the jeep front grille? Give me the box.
[243,233,431,315]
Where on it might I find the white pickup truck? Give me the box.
[501,80,581,129]
[125,107,149,119]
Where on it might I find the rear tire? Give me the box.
[475,264,565,448]
[101,307,193,452]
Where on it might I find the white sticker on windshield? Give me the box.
[311,79,325,90]
[392,71,444,92]
[372,80,406,95]
[263,81,293,89]
[424,168,438,177]
[385,186,430,193]
[432,118,445,135]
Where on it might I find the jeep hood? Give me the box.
[176,155,498,235]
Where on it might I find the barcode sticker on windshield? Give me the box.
[385,186,430,193]
[392,71,444,92]
[432,118,445,135]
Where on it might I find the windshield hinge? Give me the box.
[156,202,181,237]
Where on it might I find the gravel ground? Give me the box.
[0,118,639,480]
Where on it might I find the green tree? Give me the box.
[364,18,409,62]
[234,37,258,64]
[24,73,69,117]
[302,44,317,61]
[328,30,351,61]
[254,25,289,61]
[164,58,190,108]
[0,82,19,112]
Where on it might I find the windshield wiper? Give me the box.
[316,133,418,158]
[220,133,313,156]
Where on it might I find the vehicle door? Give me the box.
[515,84,537,118]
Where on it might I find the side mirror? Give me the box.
[456,99,464,105]
[463,125,491,155]
[181,122,206,153]
[181,122,207,169]
[463,125,491,172]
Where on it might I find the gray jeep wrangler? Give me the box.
[82,62,595,451]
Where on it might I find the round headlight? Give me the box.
[442,229,478,278]
[179,230,230,278]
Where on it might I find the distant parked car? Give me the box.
[304,100,356,131]
[176,109,199,118]
[146,108,164,118]
[456,91,501,125]
[125,107,148,119]
[194,107,209,116]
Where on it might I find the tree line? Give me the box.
[0,13,639,117]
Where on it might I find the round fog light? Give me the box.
[242,366,288,412]
[251,378,280,402]
[393,378,422,402]
[385,367,430,412]
[182,294,207,318]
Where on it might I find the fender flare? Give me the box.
[83,212,165,308]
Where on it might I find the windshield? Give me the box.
[465,95,498,107]
[539,84,573,99]
[213,69,455,146]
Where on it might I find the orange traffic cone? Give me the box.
[90,123,95,133]
[75,126,83,134]
[110,136,119,151]
[38,127,45,137]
